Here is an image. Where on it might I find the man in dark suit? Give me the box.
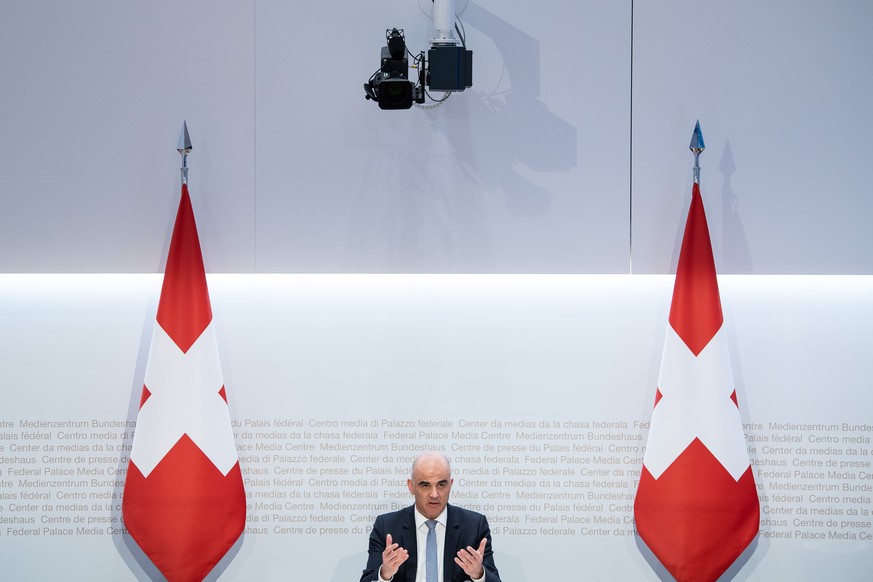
[360,452,501,582]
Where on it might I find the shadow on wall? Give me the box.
[440,1,578,218]
[719,141,753,273]
[342,2,577,272]
[666,140,753,275]
[112,298,161,581]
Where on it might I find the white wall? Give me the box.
[2,1,873,580]
[2,1,870,273]
[631,0,873,274]
[1,274,872,580]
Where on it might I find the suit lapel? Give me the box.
[443,505,461,582]
[401,506,418,582]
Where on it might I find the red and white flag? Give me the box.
[634,183,759,582]
[123,185,246,582]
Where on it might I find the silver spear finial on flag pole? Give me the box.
[689,120,705,185]
[177,121,193,185]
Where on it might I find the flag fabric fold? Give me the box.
[634,183,759,582]
[123,185,245,582]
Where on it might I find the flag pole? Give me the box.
[177,121,192,185]
[689,120,705,185]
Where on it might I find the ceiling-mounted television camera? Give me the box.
[363,0,472,110]
[364,29,425,110]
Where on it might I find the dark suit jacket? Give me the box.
[360,504,501,582]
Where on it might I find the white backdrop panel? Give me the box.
[0,1,256,273]
[254,0,631,273]
[1,274,872,580]
[631,0,873,275]
[3,1,872,274]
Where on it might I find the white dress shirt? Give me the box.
[412,507,447,582]
[380,506,484,582]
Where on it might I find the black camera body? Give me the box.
[427,46,472,92]
[376,43,422,110]
[364,28,472,110]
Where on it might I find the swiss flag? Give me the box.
[123,185,246,582]
[633,183,759,582]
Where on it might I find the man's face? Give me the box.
[407,454,453,519]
